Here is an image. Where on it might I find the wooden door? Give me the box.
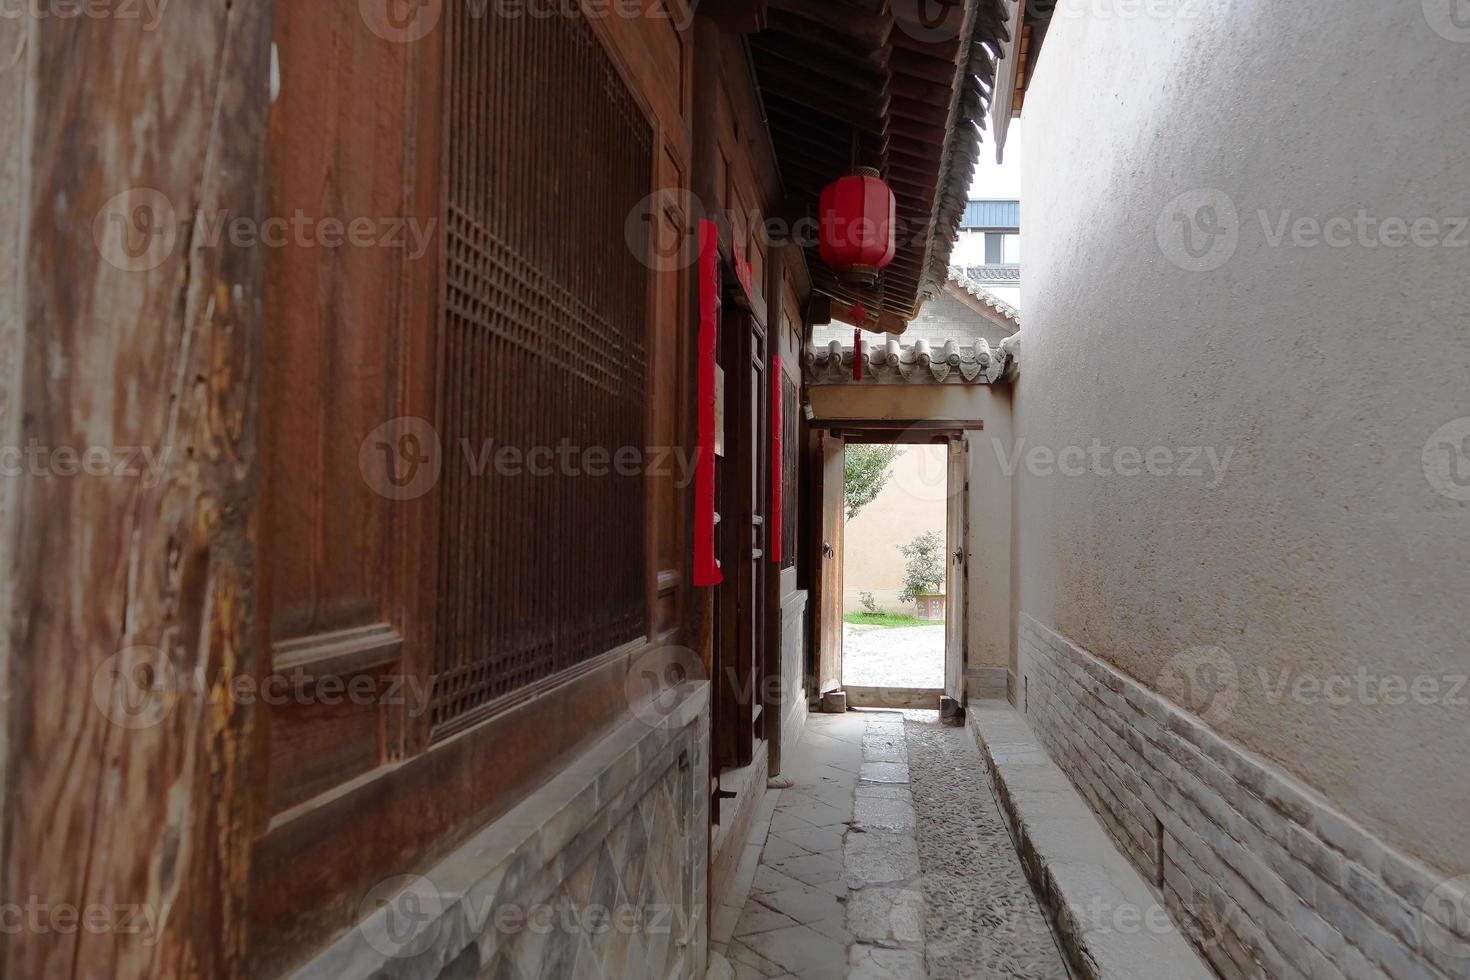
[817,432,845,695]
[259,0,439,816]
[945,438,969,706]
[715,308,767,770]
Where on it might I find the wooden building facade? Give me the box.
[0,0,1012,976]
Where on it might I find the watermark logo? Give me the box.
[1256,667,1467,708]
[94,188,438,272]
[360,0,442,42]
[0,897,171,945]
[626,645,706,728]
[1156,188,1239,272]
[891,0,966,42]
[1058,0,1204,21]
[1423,876,1470,960]
[1157,646,1239,724]
[990,438,1233,486]
[360,417,443,501]
[889,436,954,506]
[1422,418,1470,501]
[0,442,172,486]
[1424,0,1470,43]
[626,188,700,273]
[0,0,170,30]
[91,646,179,730]
[358,874,445,959]
[93,188,179,273]
[1259,210,1468,250]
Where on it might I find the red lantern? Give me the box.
[819,168,896,287]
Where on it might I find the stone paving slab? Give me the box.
[718,707,1110,979]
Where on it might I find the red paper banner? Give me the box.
[770,356,782,563]
[694,220,722,587]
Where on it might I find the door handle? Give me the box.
[823,541,835,559]
[953,548,965,564]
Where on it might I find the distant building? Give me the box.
[812,268,1019,351]
[951,198,1021,308]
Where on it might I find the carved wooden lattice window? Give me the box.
[430,0,651,737]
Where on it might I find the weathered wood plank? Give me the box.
[3,4,271,977]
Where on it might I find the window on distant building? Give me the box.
[984,232,1021,265]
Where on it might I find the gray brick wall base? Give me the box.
[968,700,1215,980]
[1017,614,1468,980]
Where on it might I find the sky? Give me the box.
[967,119,1023,200]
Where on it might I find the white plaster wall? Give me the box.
[1017,2,1470,873]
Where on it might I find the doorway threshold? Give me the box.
[844,686,943,710]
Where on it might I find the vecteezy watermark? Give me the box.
[1057,0,1205,20]
[989,438,1234,487]
[1158,188,1470,272]
[357,874,445,960]
[1423,0,1470,43]
[625,188,955,275]
[0,441,173,486]
[93,188,179,273]
[359,417,444,502]
[360,0,693,44]
[890,0,967,42]
[359,0,443,43]
[1423,875,1470,960]
[0,0,169,29]
[92,646,180,731]
[359,418,701,501]
[1157,646,1240,724]
[626,645,707,728]
[1422,417,1470,501]
[1258,209,1470,251]
[0,897,171,946]
[1256,667,1469,708]
[1156,188,1240,273]
[91,646,436,729]
[93,187,438,273]
[227,671,435,716]
[357,874,689,960]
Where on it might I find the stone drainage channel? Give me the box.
[712,710,1070,980]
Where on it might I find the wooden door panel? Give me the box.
[262,0,427,813]
[945,439,968,703]
[818,433,844,694]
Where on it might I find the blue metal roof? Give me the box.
[961,199,1020,231]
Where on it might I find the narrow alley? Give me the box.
[2,2,1465,979]
[714,710,1070,980]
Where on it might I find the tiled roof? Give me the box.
[959,264,1022,284]
[804,334,1019,386]
[947,269,1021,325]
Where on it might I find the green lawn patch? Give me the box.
[843,613,945,629]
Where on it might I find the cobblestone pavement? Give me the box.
[903,712,1071,980]
[713,711,1070,979]
[842,625,945,689]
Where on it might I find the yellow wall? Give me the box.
[808,383,1014,697]
[842,445,947,615]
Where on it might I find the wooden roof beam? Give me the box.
[761,90,887,138]
[767,0,892,49]
[749,32,890,87]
